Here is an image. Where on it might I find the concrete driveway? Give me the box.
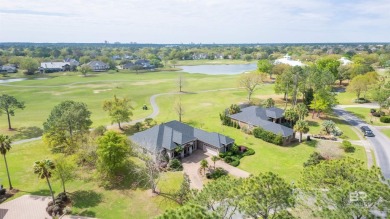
[182,150,250,189]
[0,195,95,219]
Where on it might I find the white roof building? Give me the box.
[339,57,353,65]
[274,54,304,66]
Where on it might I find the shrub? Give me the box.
[341,140,355,153]
[206,167,228,179]
[370,109,377,113]
[354,98,368,103]
[243,148,255,156]
[332,127,343,136]
[380,116,390,123]
[168,158,183,171]
[226,151,233,157]
[219,152,226,158]
[224,156,234,163]
[303,152,325,167]
[230,160,240,167]
[92,125,107,137]
[253,128,284,145]
[373,111,385,117]
[0,188,5,195]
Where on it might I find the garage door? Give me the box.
[205,146,218,156]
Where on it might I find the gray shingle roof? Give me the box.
[40,62,70,69]
[229,106,294,137]
[130,120,234,153]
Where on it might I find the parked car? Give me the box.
[360,126,375,137]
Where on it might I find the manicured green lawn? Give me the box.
[0,71,245,138]
[0,140,182,219]
[381,128,390,139]
[306,113,360,140]
[336,91,358,105]
[344,107,389,126]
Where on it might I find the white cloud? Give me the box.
[0,0,389,43]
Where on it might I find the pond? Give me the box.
[179,63,257,75]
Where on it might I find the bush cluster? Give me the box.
[168,158,183,171]
[206,167,228,179]
[219,112,240,129]
[253,128,283,145]
[380,116,390,123]
[372,111,385,117]
[303,152,325,167]
[219,145,255,167]
[341,140,355,153]
[354,98,369,103]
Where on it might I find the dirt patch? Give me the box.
[93,89,112,94]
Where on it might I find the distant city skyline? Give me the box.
[0,0,389,44]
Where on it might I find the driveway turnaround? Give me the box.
[182,150,250,189]
[0,195,95,219]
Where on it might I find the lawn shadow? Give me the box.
[308,121,319,128]
[71,190,103,208]
[73,210,96,218]
[344,110,366,120]
[28,189,55,197]
[12,126,43,140]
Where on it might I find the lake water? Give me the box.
[179,63,257,75]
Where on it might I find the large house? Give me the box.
[87,61,109,72]
[229,106,295,145]
[39,62,70,73]
[130,120,235,159]
[274,54,304,67]
[0,64,17,73]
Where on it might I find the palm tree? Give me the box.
[294,120,310,142]
[295,103,309,120]
[34,159,56,202]
[211,156,219,169]
[200,159,208,175]
[0,135,13,190]
[284,108,299,127]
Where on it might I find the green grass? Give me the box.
[345,145,368,166]
[0,140,182,218]
[344,107,389,126]
[0,70,370,217]
[381,128,390,139]
[306,113,360,141]
[336,91,358,105]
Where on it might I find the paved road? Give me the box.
[334,106,390,179]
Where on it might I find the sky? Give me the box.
[0,0,389,44]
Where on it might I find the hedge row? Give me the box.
[253,127,284,145]
[380,116,390,123]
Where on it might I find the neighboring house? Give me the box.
[122,62,135,69]
[87,61,109,72]
[274,54,304,67]
[131,120,235,159]
[0,64,17,73]
[63,58,80,67]
[229,106,295,145]
[39,62,70,73]
[112,55,121,60]
[134,59,154,69]
[339,57,353,66]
